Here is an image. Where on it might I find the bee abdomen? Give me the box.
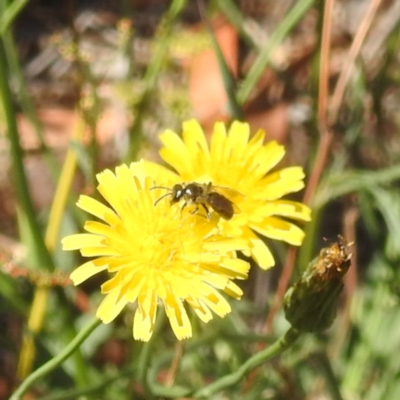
[207,192,234,220]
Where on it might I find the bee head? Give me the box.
[151,184,186,206]
[170,184,184,204]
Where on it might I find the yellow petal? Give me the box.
[219,257,250,279]
[77,195,119,225]
[131,160,179,185]
[96,167,119,187]
[187,296,213,323]
[116,164,141,195]
[97,291,127,323]
[163,292,192,340]
[259,167,305,199]
[247,128,265,147]
[101,271,130,294]
[202,274,230,290]
[62,233,105,250]
[201,287,231,318]
[84,221,128,245]
[227,121,250,146]
[201,257,249,280]
[184,252,216,263]
[223,280,243,299]
[81,246,120,257]
[106,256,138,272]
[96,167,136,219]
[210,122,227,170]
[134,291,158,341]
[203,237,248,253]
[243,227,275,269]
[251,217,305,245]
[70,260,109,285]
[260,141,285,169]
[124,274,146,302]
[159,130,196,179]
[182,119,210,158]
[256,200,312,221]
[223,122,250,168]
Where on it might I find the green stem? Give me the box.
[0,40,54,271]
[39,366,137,400]
[10,317,101,400]
[1,14,57,175]
[193,328,301,398]
[1,7,84,224]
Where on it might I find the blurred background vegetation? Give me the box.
[2,0,400,399]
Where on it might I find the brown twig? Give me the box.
[165,341,184,387]
[264,246,297,333]
[303,129,334,206]
[317,0,335,131]
[303,0,336,206]
[265,0,336,333]
[330,0,383,123]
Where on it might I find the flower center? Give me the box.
[138,227,184,272]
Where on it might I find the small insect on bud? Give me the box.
[284,236,353,333]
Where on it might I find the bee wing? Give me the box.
[231,202,242,214]
[213,185,244,200]
[212,185,244,213]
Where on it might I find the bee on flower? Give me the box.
[151,120,311,269]
[152,181,242,220]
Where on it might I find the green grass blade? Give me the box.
[314,164,400,208]
[0,0,29,37]
[216,0,259,49]
[237,0,316,105]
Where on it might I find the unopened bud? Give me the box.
[284,236,353,333]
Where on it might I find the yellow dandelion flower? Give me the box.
[62,161,250,341]
[156,120,311,269]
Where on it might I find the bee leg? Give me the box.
[200,204,212,220]
[187,204,210,220]
[181,201,201,219]
[180,201,188,218]
[187,205,201,217]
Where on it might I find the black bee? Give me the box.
[152,182,242,220]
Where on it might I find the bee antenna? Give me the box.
[150,185,171,191]
[154,192,172,206]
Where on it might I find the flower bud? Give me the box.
[284,236,352,333]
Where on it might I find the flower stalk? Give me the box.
[10,317,101,400]
[193,328,300,398]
